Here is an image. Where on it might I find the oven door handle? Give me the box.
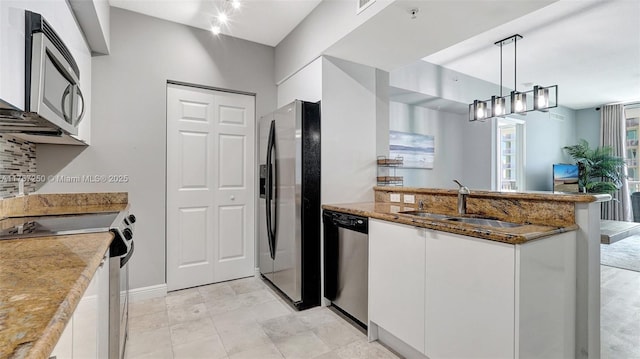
[120,241,134,268]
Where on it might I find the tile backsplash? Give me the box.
[0,135,36,197]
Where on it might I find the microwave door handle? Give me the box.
[74,86,85,126]
[61,84,72,124]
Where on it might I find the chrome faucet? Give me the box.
[453,180,470,215]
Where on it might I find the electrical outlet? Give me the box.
[390,193,401,202]
[404,194,415,204]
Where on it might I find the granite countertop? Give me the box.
[0,232,113,359]
[322,202,578,245]
[373,186,612,203]
[0,192,129,359]
[0,192,129,218]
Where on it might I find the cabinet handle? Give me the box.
[99,255,107,267]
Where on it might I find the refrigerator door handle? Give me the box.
[265,120,277,260]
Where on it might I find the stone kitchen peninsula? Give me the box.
[323,186,609,359]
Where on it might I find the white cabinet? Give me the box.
[516,231,576,358]
[0,0,91,144]
[368,219,577,359]
[369,219,426,353]
[50,251,109,359]
[424,230,515,359]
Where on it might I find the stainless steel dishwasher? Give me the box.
[323,210,368,328]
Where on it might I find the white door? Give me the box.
[166,83,255,291]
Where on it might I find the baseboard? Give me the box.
[377,325,427,359]
[129,284,167,302]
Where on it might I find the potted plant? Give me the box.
[563,139,625,194]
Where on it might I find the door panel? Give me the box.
[218,205,245,260]
[271,103,301,302]
[167,85,216,291]
[218,134,245,188]
[179,131,208,188]
[219,105,246,125]
[167,84,255,291]
[180,100,209,121]
[213,91,255,283]
[179,207,209,266]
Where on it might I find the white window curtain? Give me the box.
[600,104,631,221]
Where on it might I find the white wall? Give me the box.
[274,0,393,84]
[375,69,390,158]
[521,107,577,190]
[321,56,379,204]
[37,8,276,290]
[389,102,464,188]
[391,61,501,106]
[575,108,600,146]
[277,56,322,107]
[69,0,111,54]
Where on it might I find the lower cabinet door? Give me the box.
[424,230,516,359]
[73,265,99,358]
[51,251,109,359]
[369,219,426,353]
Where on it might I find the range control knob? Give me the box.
[128,214,137,224]
[122,228,133,241]
[124,218,130,225]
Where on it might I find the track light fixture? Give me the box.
[469,34,558,122]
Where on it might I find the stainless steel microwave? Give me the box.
[24,10,84,136]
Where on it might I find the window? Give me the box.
[494,118,525,191]
[625,109,640,193]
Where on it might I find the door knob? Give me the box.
[230,195,235,201]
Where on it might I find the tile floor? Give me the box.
[127,267,640,359]
[125,276,398,359]
[600,265,640,359]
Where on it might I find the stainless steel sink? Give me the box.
[445,217,524,228]
[398,211,451,220]
[398,210,524,228]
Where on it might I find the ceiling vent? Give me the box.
[357,0,375,14]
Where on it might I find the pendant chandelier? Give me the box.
[469,34,558,122]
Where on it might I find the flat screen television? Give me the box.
[553,163,580,192]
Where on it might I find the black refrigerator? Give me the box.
[258,100,321,310]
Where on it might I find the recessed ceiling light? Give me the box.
[218,12,228,24]
[211,25,221,35]
[231,0,241,10]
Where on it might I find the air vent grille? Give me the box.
[357,0,376,14]
[550,112,565,122]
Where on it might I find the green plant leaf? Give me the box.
[563,139,625,194]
